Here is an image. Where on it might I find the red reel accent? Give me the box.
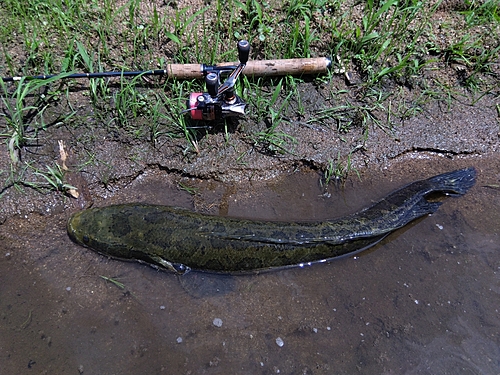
[189,92,203,120]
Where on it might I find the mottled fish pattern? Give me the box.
[67,168,476,274]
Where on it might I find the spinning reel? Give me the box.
[186,40,250,122]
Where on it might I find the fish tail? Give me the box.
[427,167,477,196]
[412,199,443,217]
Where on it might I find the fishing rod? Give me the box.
[1,40,335,121]
[0,54,332,82]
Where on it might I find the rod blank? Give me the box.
[1,57,331,82]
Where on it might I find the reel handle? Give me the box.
[237,40,250,64]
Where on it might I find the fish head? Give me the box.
[67,206,192,274]
[67,208,122,256]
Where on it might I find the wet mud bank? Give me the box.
[1,152,499,374]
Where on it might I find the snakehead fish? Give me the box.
[67,167,476,274]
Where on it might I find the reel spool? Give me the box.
[186,40,250,122]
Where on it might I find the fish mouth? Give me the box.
[67,211,87,246]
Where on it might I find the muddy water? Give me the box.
[1,157,499,374]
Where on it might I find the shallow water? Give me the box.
[1,157,499,374]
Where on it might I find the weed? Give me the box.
[99,275,137,299]
[149,96,173,145]
[154,80,204,151]
[20,310,33,330]
[31,163,78,196]
[322,151,359,185]
[75,41,110,105]
[307,94,387,136]
[251,108,298,155]
[285,16,316,58]
[100,275,126,290]
[169,6,211,63]
[1,163,29,196]
[243,0,275,42]
[178,182,198,195]
[244,77,298,155]
[0,73,72,165]
[340,0,441,87]
[287,0,327,19]
[113,74,150,129]
[463,0,500,26]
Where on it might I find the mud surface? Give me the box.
[1,153,500,374]
[1,3,500,371]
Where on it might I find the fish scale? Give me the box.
[67,167,476,274]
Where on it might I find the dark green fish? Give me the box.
[67,168,476,274]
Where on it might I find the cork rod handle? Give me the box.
[222,57,331,77]
[167,57,331,79]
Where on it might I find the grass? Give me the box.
[0,72,74,165]
[22,162,77,197]
[244,77,299,154]
[321,151,360,186]
[75,41,110,106]
[1,160,77,197]
[0,0,498,193]
[178,181,198,195]
[100,275,126,290]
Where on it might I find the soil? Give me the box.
[1,2,500,374]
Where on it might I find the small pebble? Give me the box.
[176,337,183,343]
[213,318,223,327]
[159,305,166,310]
[66,287,71,292]
[275,337,284,347]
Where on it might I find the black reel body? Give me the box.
[186,40,250,122]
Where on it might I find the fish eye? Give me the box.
[173,263,191,274]
[82,235,90,244]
